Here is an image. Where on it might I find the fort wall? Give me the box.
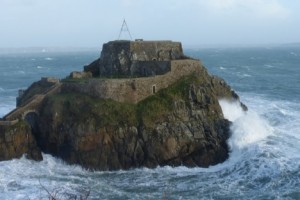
[97,40,186,77]
[129,40,183,61]
[62,59,205,103]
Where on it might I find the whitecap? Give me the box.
[264,64,274,68]
[228,111,272,150]
[219,66,226,70]
[37,66,43,69]
[243,73,251,77]
[45,57,53,61]
[17,70,25,74]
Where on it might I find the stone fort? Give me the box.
[66,39,205,103]
[0,39,206,125]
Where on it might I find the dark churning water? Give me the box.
[0,46,299,199]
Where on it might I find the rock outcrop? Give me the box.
[34,73,237,170]
[0,40,246,170]
[0,122,42,161]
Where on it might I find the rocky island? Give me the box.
[0,40,245,170]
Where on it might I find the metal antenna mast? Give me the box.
[118,19,132,40]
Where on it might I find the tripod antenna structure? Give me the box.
[118,19,133,40]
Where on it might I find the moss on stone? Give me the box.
[46,74,201,128]
[46,93,137,127]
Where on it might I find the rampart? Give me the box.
[62,59,205,103]
[1,82,62,123]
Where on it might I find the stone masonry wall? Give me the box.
[129,40,183,61]
[98,40,185,76]
[62,59,205,103]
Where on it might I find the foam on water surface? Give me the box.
[219,99,272,150]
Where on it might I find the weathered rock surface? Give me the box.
[0,122,42,161]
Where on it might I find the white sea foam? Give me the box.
[228,110,272,150]
[219,99,273,150]
[17,70,25,74]
[264,64,274,68]
[45,57,53,61]
[0,154,89,200]
[219,99,245,121]
[242,73,251,77]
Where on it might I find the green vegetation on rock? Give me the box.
[46,74,200,128]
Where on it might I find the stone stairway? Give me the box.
[0,82,62,126]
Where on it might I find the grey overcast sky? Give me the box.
[0,0,300,48]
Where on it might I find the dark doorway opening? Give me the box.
[152,85,156,94]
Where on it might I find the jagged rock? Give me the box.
[0,122,42,161]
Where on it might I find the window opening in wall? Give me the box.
[152,85,156,94]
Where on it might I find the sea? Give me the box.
[0,46,299,199]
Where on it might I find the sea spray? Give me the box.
[219,99,273,151]
[219,99,245,121]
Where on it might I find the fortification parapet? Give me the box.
[64,59,204,103]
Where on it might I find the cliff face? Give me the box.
[33,72,237,170]
[0,122,42,161]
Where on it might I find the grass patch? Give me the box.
[136,74,199,126]
[46,93,137,127]
[46,74,200,128]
